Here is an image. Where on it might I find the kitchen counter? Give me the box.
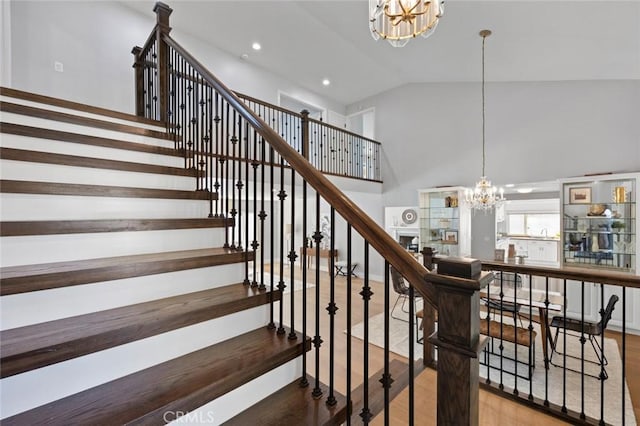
[500,235,560,242]
[496,236,560,264]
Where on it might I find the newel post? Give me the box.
[131,46,145,117]
[154,2,172,124]
[300,109,310,160]
[427,257,492,425]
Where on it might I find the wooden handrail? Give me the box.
[161,33,437,306]
[234,92,305,117]
[307,117,382,147]
[234,92,382,147]
[480,260,640,288]
[423,250,640,289]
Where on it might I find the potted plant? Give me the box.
[611,220,626,232]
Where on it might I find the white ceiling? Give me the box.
[121,1,640,105]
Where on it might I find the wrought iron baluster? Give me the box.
[562,279,568,414]
[251,130,259,288]
[180,57,187,156]
[346,224,352,426]
[326,207,337,407]
[580,281,586,421]
[288,168,297,340]
[622,286,626,426]
[213,92,221,217]
[268,146,275,330]
[382,261,391,424]
[513,272,519,396]
[300,172,308,388]
[277,155,286,335]
[599,283,605,423]
[258,136,266,292]
[359,242,372,424]
[235,120,243,252]
[543,276,550,406]
[230,110,238,249]
[186,64,194,170]
[312,192,323,399]
[408,276,415,426]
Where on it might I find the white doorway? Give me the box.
[347,107,375,139]
[278,92,325,121]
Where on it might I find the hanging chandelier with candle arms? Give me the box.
[465,30,505,212]
[369,0,444,48]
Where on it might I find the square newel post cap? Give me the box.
[428,257,493,291]
[154,2,173,32]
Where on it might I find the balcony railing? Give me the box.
[423,250,640,425]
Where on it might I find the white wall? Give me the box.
[9,1,149,112]
[348,80,640,207]
[1,0,12,87]
[8,1,345,116]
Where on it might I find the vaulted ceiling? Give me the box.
[121,1,640,105]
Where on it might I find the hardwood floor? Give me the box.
[270,263,640,424]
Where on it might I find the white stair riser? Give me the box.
[0,228,225,267]
[0,161,197,191]
[1,263,245,329]
[175,359,302,425]
[0,133,184,168]
[0,306,271,419]
[0,111,175,148]
[0,194,212,220]
[0,95,167,131]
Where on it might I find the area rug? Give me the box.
[351,313,636,425]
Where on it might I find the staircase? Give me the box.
[0,88,348,424]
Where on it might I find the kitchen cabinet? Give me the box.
[504,238,559,263]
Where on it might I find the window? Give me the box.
[507,213,559,237]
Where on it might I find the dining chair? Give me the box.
[549,294,619,380]
[482,271,523,327]
[390,265,421,323]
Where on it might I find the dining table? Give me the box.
[480,284,564,369]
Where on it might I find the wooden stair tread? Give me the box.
[0,101,171,140]
[0,179,213,200]
[0,122,182,157]
[0,217,231,236]
[1,87,164,127]
[0,147,201,177]
[350,359,425,423]
[0,247,252,295]
[2,327,309,426]
[224,380,348,426]
[1,283,279,378]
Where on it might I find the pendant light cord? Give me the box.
[481,32,486,177]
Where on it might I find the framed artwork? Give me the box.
[494,249,505,261]
[569,187,592,204]
[444,230,458,244]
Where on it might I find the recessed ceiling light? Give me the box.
[251,42,261,51]
[240,53,249,60]
[505,184,515,188]
[322,78,331,86]
[517,188,533,194]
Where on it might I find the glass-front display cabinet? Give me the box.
[560,173,638,273]
[419,187,471,257]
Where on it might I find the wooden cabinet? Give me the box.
[418,187,471,257]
